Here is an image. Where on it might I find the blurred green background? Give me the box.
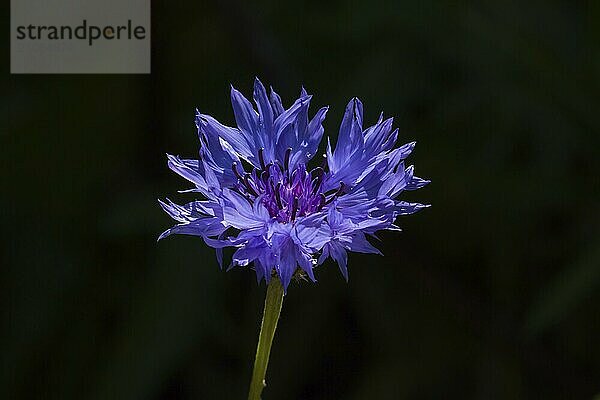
[2,0,600,399]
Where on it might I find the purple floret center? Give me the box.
[231,147,344,223]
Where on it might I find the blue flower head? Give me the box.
[159,78,429,291]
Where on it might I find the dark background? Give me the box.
[2,0,600,399]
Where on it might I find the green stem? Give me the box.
[247,277,285,400]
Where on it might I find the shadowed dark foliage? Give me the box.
[2,0,599,399]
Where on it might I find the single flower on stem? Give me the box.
[159,78,429,400]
